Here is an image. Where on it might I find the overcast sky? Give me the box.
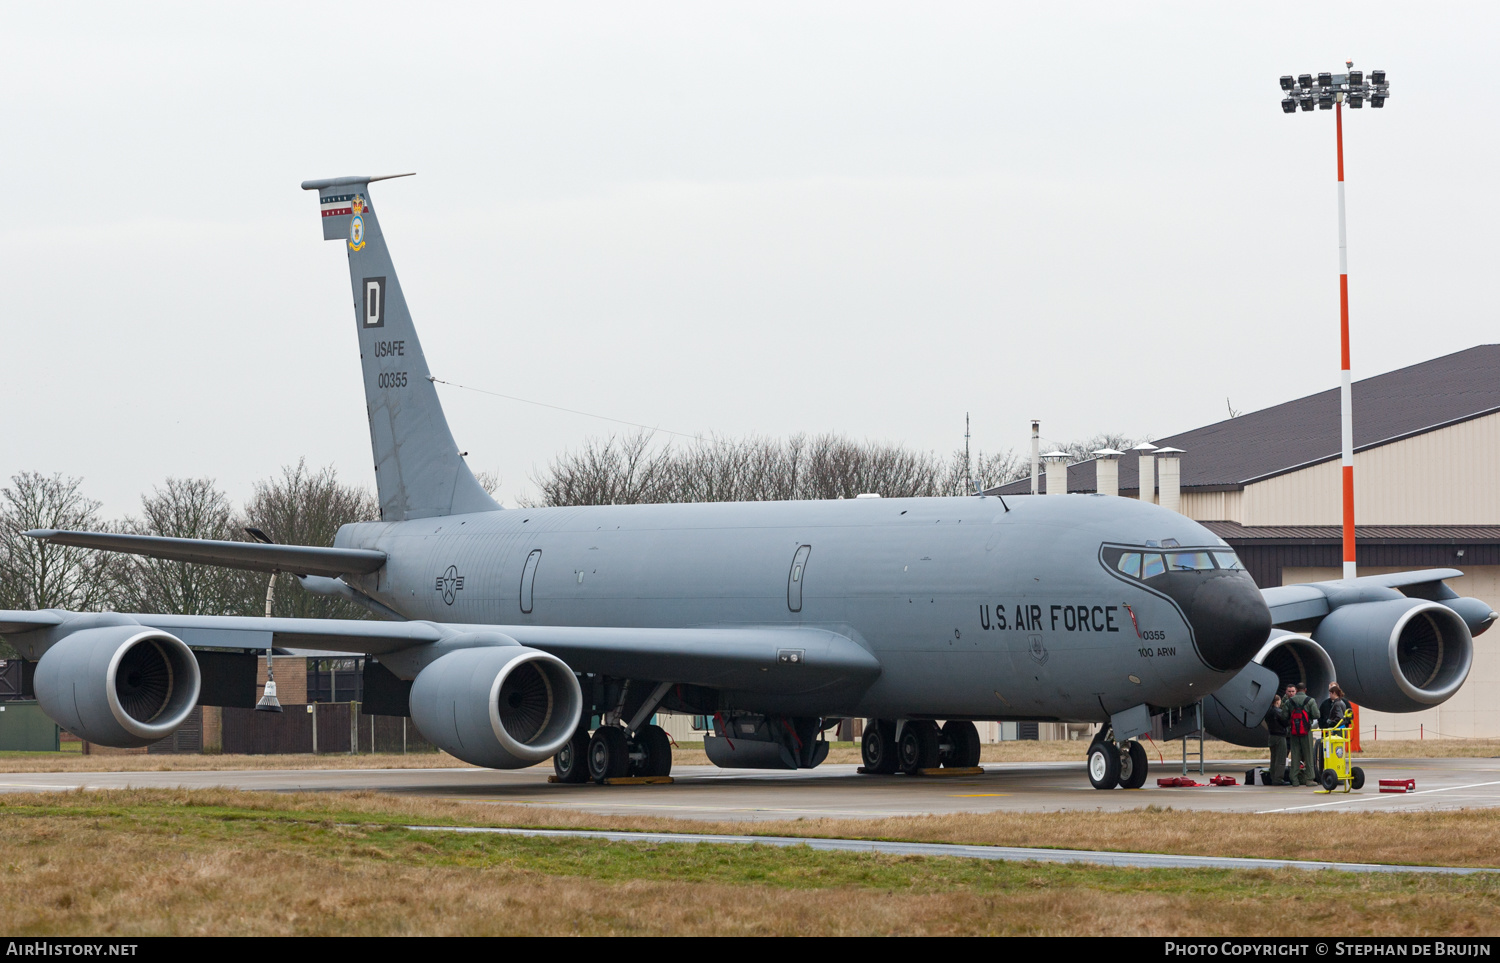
[3,3,1495,517]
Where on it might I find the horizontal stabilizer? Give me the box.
[23,530,386,578]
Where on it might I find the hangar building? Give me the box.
[992,344,1500,741]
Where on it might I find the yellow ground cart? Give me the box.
[1316,710,1366,793]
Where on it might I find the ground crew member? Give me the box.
[1264,694,1288,786]
[1320,683,1349,731]
[1281,682,1319,786]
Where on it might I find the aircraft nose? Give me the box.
[1180,574,1272,672]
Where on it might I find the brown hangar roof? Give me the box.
[1200,521,1500,544]
[990,344,1500,496]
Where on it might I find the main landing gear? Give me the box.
[1087,732,1148,790]
[552,723,674,784]
[860,720,983,775]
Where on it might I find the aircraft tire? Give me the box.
[898,721,940,774]
[631,724,673,778]
[552,726,592,784]
[1119,741,1149,789]
[861,720,899,774]
[1351,766,1365,790]
[941,721,982,768]
[588,726,631,783]
[1087,742,1120,790]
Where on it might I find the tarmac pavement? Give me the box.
[0,756,1496,821]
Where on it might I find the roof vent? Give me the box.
[1133,442,1158,503]
[1042,450,1070,496]
[1155,447,1185,514]
[1093,448,1123,497]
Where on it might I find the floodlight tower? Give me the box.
[1278,63,1390,580]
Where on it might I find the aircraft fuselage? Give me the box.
[339,491,1271,723]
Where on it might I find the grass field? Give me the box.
[0,790,1496,936]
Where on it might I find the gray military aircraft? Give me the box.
[3,176,1493,789]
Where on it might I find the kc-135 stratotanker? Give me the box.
[4,175,1493,789]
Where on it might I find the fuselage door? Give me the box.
[520,549,542,614]
[787,545,812,613]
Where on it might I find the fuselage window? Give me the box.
[1213,552,1245,571]
[1141,554,1166,579]
[1167,551,1215,572]
[1116,553,1142,578]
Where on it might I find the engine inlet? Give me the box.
[496,660,554,745]
[1396,607,1467,694]
[115,640,176,723]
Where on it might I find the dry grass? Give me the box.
[0,789,1496,936]
[388,793,1500,870]
[1353,739,1500,759]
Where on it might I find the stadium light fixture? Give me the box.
[1276,61,1391,582]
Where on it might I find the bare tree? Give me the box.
[533,431,1027,506]
[532,432,678,507]
[244,460,379,620]
[0,471,115,612]
[112,477,244,615]
[474,470,502,498]
[1051,432,1149,465]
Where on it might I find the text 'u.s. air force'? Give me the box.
[978,603,1120,633]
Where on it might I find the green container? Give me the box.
[0,701,60,751]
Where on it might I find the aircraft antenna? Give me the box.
[965,412,973,495]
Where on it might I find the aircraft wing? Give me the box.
[1260,568,1474,630]
[23,529,386,578]
[0,611,881,693]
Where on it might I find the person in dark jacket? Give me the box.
[1264,694,1288,786]
[1320,683,1350,731]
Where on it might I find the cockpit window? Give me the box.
[1116,553,1141,577]
[1141,554,1166,579]
[1167,551,1215,572]
[1213,552,1245,571]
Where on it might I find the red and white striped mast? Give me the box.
[1280,63,1390,580]
[1336,93,1355,579]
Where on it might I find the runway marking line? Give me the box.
[951,793,1008,797]
[1256,779,1500,814]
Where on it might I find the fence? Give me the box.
[221,703,436,755]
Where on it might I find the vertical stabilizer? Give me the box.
[302,175,498,521]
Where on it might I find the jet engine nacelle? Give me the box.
[34,625,202,748]
[1204,632,1336,747]
[1313,598,1473,713]
[408,640,583,769]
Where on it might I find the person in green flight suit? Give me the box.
[1280,682,1319,787]
[1264,693,1288,786]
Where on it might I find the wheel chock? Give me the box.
[1209,774,1238,786]
[1379,778,1416,794]
[915,767,985,777]
[1157,776,1203,787]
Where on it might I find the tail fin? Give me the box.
[302,174,498,521]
